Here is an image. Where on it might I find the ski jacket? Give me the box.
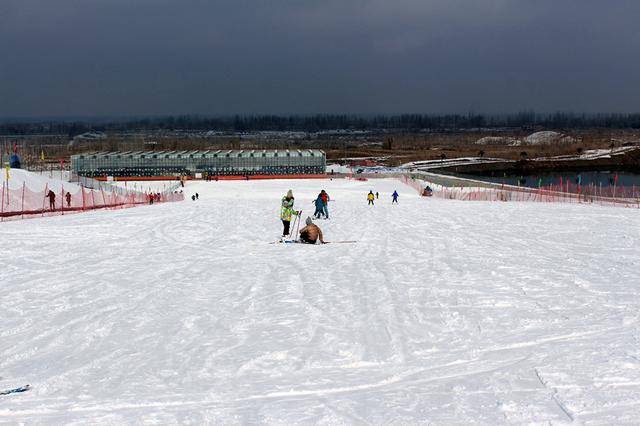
[367,193,374,201]
[321,192,329,205]
[281,196,297,221]
[392,191,399,199]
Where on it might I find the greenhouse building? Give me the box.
[70,149,326,179]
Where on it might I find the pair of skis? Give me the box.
[0,384,30,396]
[271,239,356,245]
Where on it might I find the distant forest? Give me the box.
[2,113,640,136]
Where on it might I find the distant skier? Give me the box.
[321,190,330,219]
[192,195,196,201]
[375,191,379,199]
[195,193,199,200]
[392,190,399,203]
[65,192,71,208]
[46,190,56,211]
[313,193,324,219]
[367,190,375,205]
[281,190,300,237]
[299,217,325,244]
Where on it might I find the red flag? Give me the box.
[614,174,619,184]
[12,143,17,154]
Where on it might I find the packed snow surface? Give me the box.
[2,178,640,423]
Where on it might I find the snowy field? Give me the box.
[1,178,640,424]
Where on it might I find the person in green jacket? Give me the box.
[281,189,300,237]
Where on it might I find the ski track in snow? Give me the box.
[1,178,639,424]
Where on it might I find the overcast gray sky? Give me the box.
[1,0,639,117]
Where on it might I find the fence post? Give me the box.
[1,182,5,222]
[21,182,25,219]
[42,183,48,216]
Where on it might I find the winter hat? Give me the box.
[286,189,293,198]
[306,216,313,226]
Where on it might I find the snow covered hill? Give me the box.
[1,178,639,423]
[1,169,79,193]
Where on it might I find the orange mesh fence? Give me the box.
[394,173,640,208]
[1,181,184,221]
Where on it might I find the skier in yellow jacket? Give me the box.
[281,189,300,237]
[367,190,375,206]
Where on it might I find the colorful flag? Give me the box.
[5,164,10,181]
[40,150,45,161]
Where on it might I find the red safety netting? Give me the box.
[1,182,184,221]
[397,174,640,208]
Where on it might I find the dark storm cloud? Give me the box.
[1,0,639,117]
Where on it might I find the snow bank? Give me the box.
[0,168,81,193]
[403,157,510,170]
[525,131,577,145]
[326,163,352,173]
[475,136,521,145]
[1,178,639,423]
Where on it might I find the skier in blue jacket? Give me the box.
[313,194,324,219]
[392,190,399,203]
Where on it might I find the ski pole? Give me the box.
[295,210,303,238]
[289,212,299,238]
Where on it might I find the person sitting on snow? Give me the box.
[299,217,325,244]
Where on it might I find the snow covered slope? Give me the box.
[1,169,80,193]
[1,178,639,423]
